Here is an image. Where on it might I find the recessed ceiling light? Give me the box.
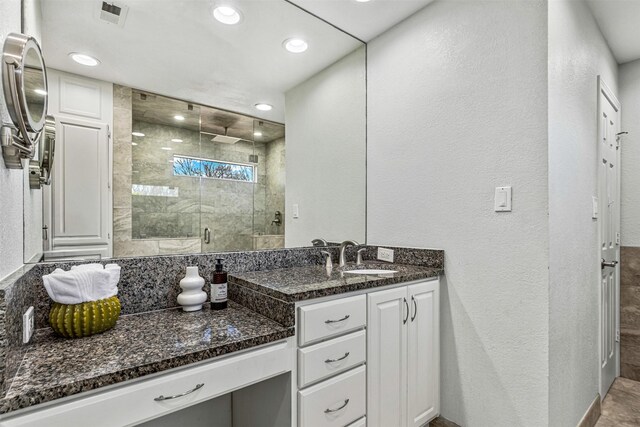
[69,52,100,67]
[161,147,172,151]
[283,38,308,53]
[171,138,183,143]
[253,131,262,137]
[354,0,371,2]
[174,115,185,121]
[34,89,47,96]
[254,103,272,111]
[131,142,138,146]
[132,132,145,137]
[213,6,242,25]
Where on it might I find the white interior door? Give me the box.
[598,76,621,398]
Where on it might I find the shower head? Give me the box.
[210,126,241,144]
[211,134,241,144]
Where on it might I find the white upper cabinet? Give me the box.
[44,70,113,259]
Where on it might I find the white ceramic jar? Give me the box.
[177,266,207,312]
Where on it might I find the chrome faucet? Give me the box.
[311,238,328,247]
[339,240,358,267]
[320,251,333,269]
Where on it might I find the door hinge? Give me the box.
[42,225,48,241]
[616,329,620,343]
[107,124,111,140]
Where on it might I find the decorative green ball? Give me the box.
[49,296,121,338]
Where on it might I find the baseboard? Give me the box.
[430,416,461,427]
[577,394,601,427]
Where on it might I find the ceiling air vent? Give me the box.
[97,1,129,27]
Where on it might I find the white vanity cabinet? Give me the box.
[0,339,295,427]
[295,277,440,427]
[367,279,440,427]
[296,294,367,427]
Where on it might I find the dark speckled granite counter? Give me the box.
[0,246,443,416]
[230,262,442,302]
[0,302,293,414]
[227,262,442,329]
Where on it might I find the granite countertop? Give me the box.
[0,302,293,415]
[229,261,442,302]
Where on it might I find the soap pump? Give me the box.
[211,258,228,310]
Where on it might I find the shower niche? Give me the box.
[123,89,285,256]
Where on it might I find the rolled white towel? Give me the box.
[42,264,120,304]
[71,263,104,271]
[43,268,89,304]
[104,264,121,297]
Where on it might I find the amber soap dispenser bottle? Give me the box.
[211,258,228,310]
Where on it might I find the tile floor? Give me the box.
[596,377,640,426]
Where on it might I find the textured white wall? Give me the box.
[0,0,27,280]
[285,46,366,247]
[367,1,550,425]
[548,1,619,425]
[620,59,640,247]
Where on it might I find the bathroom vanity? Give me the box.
[0,247,442,427]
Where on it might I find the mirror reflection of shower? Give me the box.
[117,89,286,257]
[272,211,282,227]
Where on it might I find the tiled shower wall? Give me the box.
[264,137,286,236]
[621,246,640,380]
[112,86,201,256]
[113,85,286,256]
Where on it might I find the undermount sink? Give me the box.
[344,269,398,275]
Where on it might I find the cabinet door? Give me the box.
[407,280,439,427]
[50,117,111,252]
[367,287,408,427]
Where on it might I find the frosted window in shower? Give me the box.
[173,155,256,182]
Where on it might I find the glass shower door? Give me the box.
[198,106,257,252]
[129,91,202,256]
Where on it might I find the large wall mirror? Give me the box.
[22,0,366,261]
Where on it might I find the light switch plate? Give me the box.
[23,306,34,344]
[592,196,599,219]
[377,247,394,263]
[494,186,512,212]
[292,204,299,219]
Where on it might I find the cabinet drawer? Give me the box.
[298,295,366,346]
[346,417,366,427]
[298,365,366,427]
[298,330,366,388]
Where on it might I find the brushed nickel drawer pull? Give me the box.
[403,298,409,324]
[325,314,350,324]
[154,383,204,401]
[411,295,417,322]
[325,352,350,363]
[324,398,350,413]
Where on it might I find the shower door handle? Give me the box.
[204,228,211,244]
